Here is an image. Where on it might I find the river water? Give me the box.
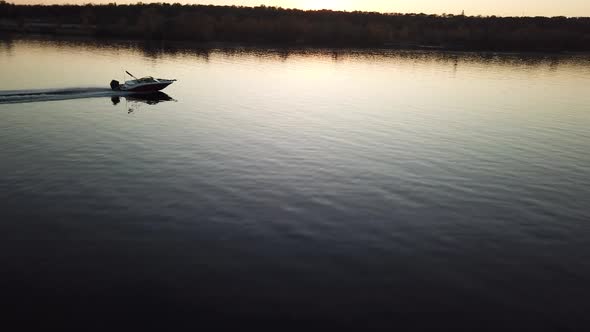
[1,37,590,330]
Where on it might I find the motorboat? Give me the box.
[110,71,176,93]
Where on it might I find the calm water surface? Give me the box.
[1,37,590,330]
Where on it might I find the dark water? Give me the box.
[1,37,590,331]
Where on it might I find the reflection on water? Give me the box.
[111,91,175,106]
[2,35,589,71]
[111,92,176,113]
[1,36,590,331]
[0,36,14,55]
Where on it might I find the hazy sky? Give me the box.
[11,0,590,17]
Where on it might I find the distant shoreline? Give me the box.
[2,3,590,53]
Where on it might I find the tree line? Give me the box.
[1,1,590,51]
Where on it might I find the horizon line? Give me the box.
[3,1,590,19]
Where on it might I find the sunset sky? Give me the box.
[10,0,590,17]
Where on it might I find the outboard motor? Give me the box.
[110,80,120,91]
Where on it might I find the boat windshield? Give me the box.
[137,77,156,83]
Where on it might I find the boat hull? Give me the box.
[121,82,173,93]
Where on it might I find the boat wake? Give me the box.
[0,87,133,104]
